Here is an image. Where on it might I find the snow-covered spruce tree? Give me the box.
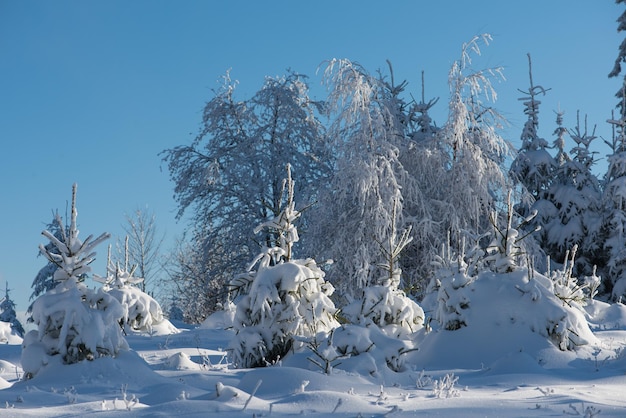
[510,54,554,205]
[29,211,67,309]
[424,194,598,353]
[229,165,339,368]
[0,282,25,338]
[609,0,626,118]
[541,112,602,277]
[21,184,127,378]
[94,238,167,334]
[161,70,331,316]
[342,199,424,338]
[484,201,597,351]
[422,233,479,331]
[306,59,415,300]
[602,106,626,299]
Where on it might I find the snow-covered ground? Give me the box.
[1,299,626,418]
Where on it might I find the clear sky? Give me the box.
[0,0,621,311]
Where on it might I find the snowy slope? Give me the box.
[1,288,626,416]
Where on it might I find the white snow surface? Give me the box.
[1,279,626,416]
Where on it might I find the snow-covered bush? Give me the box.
[307,324,417,375]
[94,241,168,334]
[546,246,590,308]
[229,165,339,368]
[21,184,128,378]
[423,235,478,331]
[342,201,424,338]
[423,195,598,353]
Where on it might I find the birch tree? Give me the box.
[161,70,331,311]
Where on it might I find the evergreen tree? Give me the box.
[397,71,444,294]
[22,184,127,378]
[0,282,25,337]
[510,54,555,203]
[30,211,66,304]
[609,0,626,118]
[543,112,602,276]
[341,199,425,338]
[602,106,626,298]
[94,239,167,334]
[229,165,338,368]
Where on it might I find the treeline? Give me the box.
[161,13,626,323]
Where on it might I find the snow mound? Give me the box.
[416,269,600,370]
[0,321,22,345]
[200,302,236,330]
[166,352,202,370]
[585,300,626,330]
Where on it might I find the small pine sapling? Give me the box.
[424,231,481,331]
[484,191,539,274]
[548,246,589,308]
[341,199,425,338]
[306,329,348,374]
[228,165,339,368]
[94,239,165,334]
[21,184,128,378]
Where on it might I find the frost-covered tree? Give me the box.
[541,112,602,276]
[29,211,66,305]
[160,235,227,323]
[0,282,24,337]
[21,184,127,378]
[602,106,626,298]
[396,71,445,294]
[609,0,626,118]
[402,35,513,295]
[95,239,167,334]
[119,207,164,294]
[442,34,513,231]
[342,200,424,338]
[161,70,331,312]
[510,54,554,203]
[306,59,414,298]
[229,165,339,368]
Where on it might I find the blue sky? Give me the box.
[0,1,621,310]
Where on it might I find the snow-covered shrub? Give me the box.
[424,236,477,331]
[484,192,539,274]
[342,201,424,337]
[229,165,339,368]
[342,283,424,338]
[21,184,128,378]
[94,241,167,334]
[308,324,417,375]
[546,246,589,308]
[422,195,598,354]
